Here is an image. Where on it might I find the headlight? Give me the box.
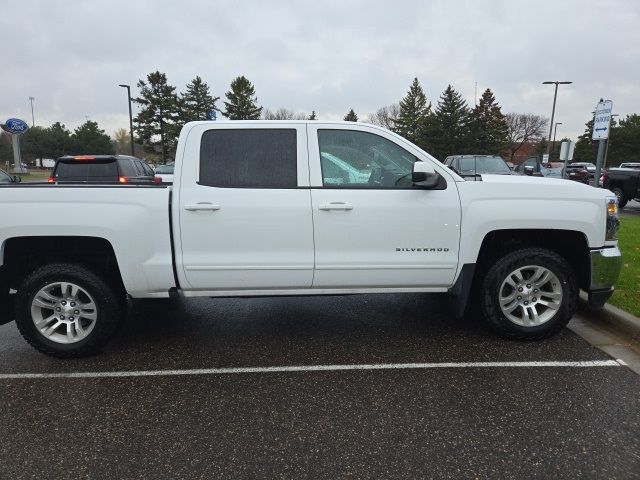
[606,197,620,241]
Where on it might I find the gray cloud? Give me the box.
[2,0,639,142]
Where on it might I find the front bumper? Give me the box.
[587,246,622,308]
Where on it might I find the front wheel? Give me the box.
[480,248,578,340]
[15,263,126,358]
[612,187,627,208]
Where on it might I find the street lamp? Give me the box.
[118,84,135,156]
[542,81,572,156]
[28,96,35,127]
[552,122,562,161]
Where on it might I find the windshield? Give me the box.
[155,165,175,174]
[457,156,511,174]
[0,169,12,183]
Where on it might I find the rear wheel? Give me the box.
[480,248,577,340]
[612,187,627,208]
[15,263,126,358]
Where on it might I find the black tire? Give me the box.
[612,187,627,209]
[480,248,578,340]
[15,263,126,358]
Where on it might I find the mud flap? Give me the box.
[0,266,15,325]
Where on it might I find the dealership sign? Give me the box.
[1,118,29,135]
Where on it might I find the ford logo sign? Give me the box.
[2,118,29,135]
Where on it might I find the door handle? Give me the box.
[318,202,353,211]
[184,202,221,211]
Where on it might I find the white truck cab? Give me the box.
[0,121,622,357]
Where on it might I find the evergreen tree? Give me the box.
[180,76,219,122]
[71,121,114,155]
[42,122,73,159]
[574,115,597,163]
[431,85,471,159]
[468,88,509,154]
[20,126,47,162]
[602,114,640,167]
[223,76,262,120]
[133,71,180,162]
[0,132,12,164]
[308,110,317,120]
[393,78,431,149]
[343,109,358,122]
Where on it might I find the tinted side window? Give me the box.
[141,162,155,176]
[199,129,297,188]
[118,159,137,176]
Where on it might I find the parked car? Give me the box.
[513,157,562,178]
[49,155,159,184]
[564,164,590,184]
[0,121,621,357]
[541,162,564,179]
[443,155,513,177]
[567,162,596,179]
[601,167,640,208]
[0,169,21,183]
[154,164,175,183]
[618,162,640,170]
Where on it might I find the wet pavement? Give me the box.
[621,199,640,217]
[1,294,639,479]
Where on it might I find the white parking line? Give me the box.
[0,360,624,380]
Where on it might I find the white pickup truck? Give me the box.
[0,121,622,357]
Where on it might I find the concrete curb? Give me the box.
[578,292,640,344]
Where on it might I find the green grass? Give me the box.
[609,216,640,317]
[17,169,51,182]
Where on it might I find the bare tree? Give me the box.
[506,113,548,161]
[263,108,307,120]
[365,104,400,130]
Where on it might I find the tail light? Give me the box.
[47,177,55,183]
[153,176,162,185]
[118,176,128,183]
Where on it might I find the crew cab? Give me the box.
[0,121,622,358]
[602,167,640,208]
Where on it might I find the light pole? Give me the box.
[552,122,562,161]
[118,84,135,156]
[29,96,35,127]
[542,81,572,156]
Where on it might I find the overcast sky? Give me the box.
[2,0,639,141]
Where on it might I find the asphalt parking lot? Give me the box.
[1,294,639,479]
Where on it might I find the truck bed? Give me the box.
[0,184,176,297]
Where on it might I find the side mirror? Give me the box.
[412,161,440,188]
[523,166,534,175]
[12,175,21,183]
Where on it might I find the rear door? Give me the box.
[176,123,314,291]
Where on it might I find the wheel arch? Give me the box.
[450,228,590,318]
[1,236,126,294]
[475,229,590,289]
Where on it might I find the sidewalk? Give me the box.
[569,292,640,375]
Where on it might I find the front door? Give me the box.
[177,124,314,291]
[308,124,461,289]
